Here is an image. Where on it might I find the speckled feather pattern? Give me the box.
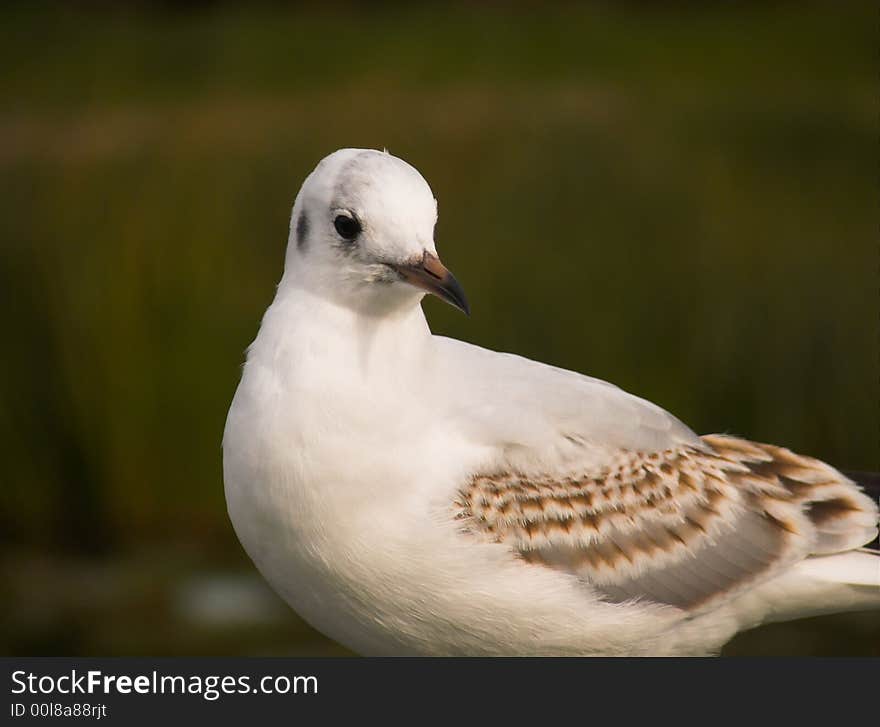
[454,435,878,611]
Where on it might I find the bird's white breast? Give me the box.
[221,293,492,653]
[222,293,726,655]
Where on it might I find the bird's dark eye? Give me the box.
[334,214,361,241]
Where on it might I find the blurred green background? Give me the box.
[1,1,877,656]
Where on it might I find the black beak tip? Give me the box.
[443,276,470,316]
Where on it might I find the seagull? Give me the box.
[223,148,879,655]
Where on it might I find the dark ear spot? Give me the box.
[296,212,309,251]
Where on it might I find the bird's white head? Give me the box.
[282,148,469,316]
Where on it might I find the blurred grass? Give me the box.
[0,1,876,655]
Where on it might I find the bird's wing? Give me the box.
[437,338,703,459]
[455,434,878,611]
[440,342,878,612]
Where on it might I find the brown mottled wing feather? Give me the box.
[454,435,879,611]
[839,471,880,550]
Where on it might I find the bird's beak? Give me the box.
[391,251,470,315]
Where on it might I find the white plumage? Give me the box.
[223,148,879,655]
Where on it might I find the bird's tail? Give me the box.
[792,469,879,597]
[795,548,880,588]
[742,468,880,629]
[742,549,880,630]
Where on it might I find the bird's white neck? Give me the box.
[249,276,432,388]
